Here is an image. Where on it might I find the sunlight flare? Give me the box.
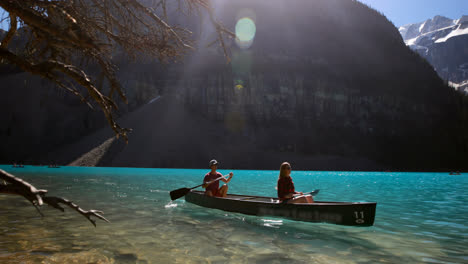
[235,17,256,49]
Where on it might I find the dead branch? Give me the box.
[42,196,109,227]
[0,47,131,140]
[0,169,109,226]
[0,0,233,142]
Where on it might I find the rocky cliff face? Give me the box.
[0,60,166,164]
[399,15,468,93]
[0,72,105,163]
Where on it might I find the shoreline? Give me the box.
[2,164,466,173]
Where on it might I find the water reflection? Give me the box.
[261,219,283,228]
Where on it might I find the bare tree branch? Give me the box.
[0,47,131,140]
[0,0,233,142]
[0,169,109,226]
[42,196,109,227]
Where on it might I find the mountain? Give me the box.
[399,15,459,42]
[1,0,467,170]
[0,71,106,163]
[399,15,468,93]
[40,95,383,170]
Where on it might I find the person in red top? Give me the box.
[202,159,233,197]
[277,162,313,203]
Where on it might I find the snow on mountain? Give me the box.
[399,16,455,41]
[435,24,468,43]
[399,15,467,47]
[449,80,468,94]
[399,15,468,93]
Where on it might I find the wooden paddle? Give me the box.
[169,174,228,201]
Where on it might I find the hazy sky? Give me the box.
[358,0,468,27]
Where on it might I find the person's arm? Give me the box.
[203,173,230,187]
[220,172,233,183]
[202,175,210,188]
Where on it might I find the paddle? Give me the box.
[274,188,320,196]
[169,174,228,201]
[303,189,320,196]
[240,189,320,201]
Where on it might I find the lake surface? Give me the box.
[0,165,467,263]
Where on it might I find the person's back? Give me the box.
[277,162,313,203]
[277,175,295,201]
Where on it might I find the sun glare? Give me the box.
[235,17,256,49]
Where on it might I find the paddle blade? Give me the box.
[308,189,320,196]
[169,188,191,200]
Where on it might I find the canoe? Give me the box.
[185,190,377,226]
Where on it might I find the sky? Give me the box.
[358,0,468,27]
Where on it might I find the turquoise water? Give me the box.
[0,165,467,263]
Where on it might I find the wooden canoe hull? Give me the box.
[185,191,376,226]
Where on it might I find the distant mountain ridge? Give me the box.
[399,16,468,43]
[399,15,468,93]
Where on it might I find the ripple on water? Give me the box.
[415,231,451,240]
[423,220,467,230]
[164,202,178,208]
[261,219,283,228]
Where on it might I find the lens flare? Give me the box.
[235,17,256,49]
[234,79,244,90]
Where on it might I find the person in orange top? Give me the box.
[277,162,313,203]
